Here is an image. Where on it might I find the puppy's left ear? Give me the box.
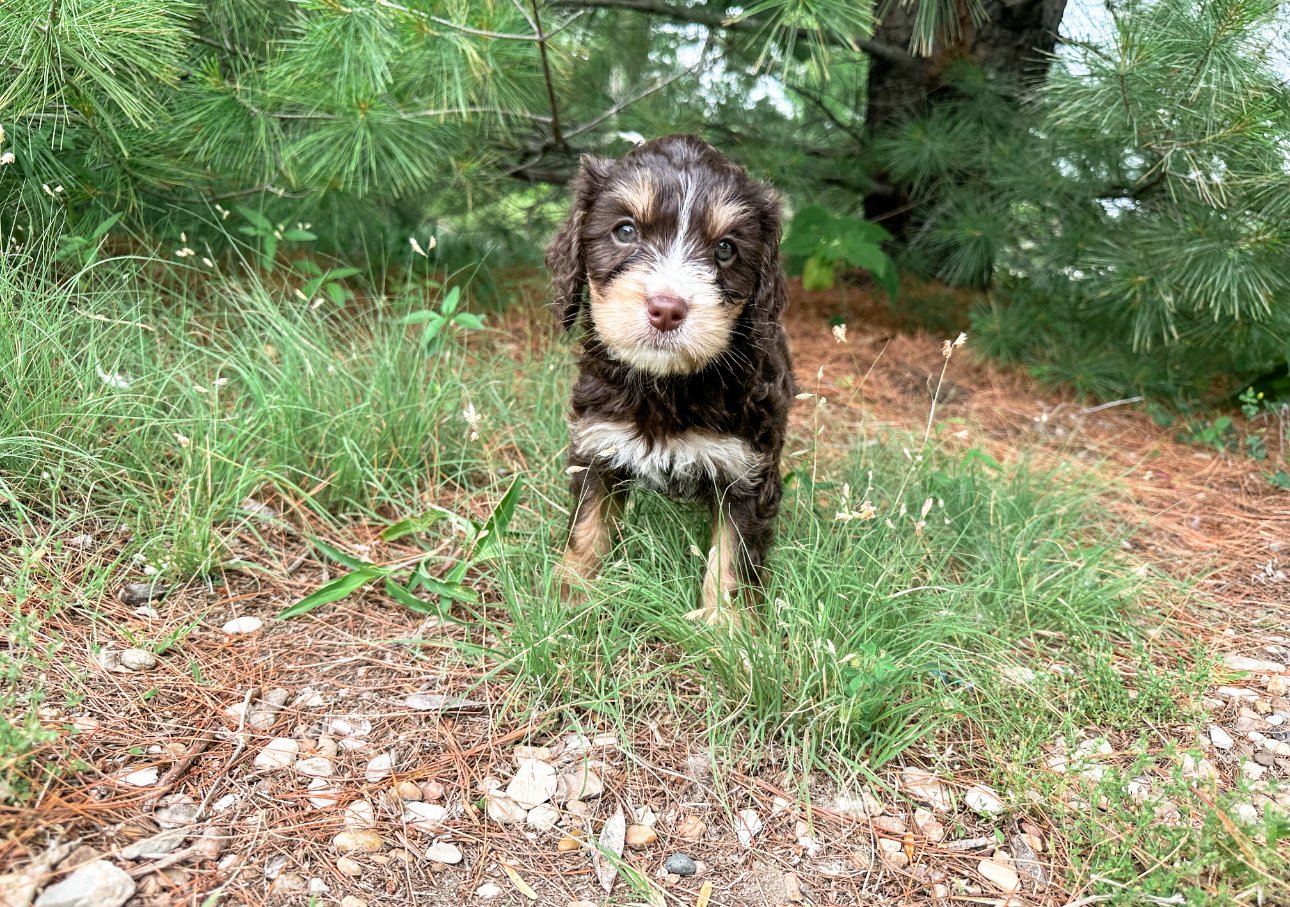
[753,188,788,325]
[546,154,610,331]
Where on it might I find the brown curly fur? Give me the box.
[546,135,794,625]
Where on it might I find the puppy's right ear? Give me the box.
[546,155,609,331]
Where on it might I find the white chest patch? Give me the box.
[571,418,763,495]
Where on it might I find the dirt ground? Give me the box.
[2,279,1287,907]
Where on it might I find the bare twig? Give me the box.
[1079,396,1144,415]
[141,733,218,813]
[530,0,566,148]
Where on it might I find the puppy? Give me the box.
[546,134,794,626]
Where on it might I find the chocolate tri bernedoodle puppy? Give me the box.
[546,134,794,626]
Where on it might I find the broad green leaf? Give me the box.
[381,510,448,541]
[237,206,272,231]
[310,537,369,569]
[383,576,437,614]
[282,228,317,242]
[802,254,836,291]
[278,566,387,618]
[472,476,522,561]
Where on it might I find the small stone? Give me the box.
[35,861,136,907]
[565,799,592,819]
[514,745,554,763]
[676,815,705,840]
[964,784,1004,815]
[527,804,560,831]
[625,824,658,850]
[422,781,445,801]
[222,616,263,635]
[507,758,558,809]
[735,808,763,847]
[365,752,394,783]
[340,897,367,907]
[119,766,158,787]
[871,816,907,835]
[1209,725,1234,750]
[921,817,946,843]
[403,802,448,831]
[1269,675,1289,696]
[558,766,603,801]
[270,873,306,895]
[1243,760,1268,780]
[424,843,463,865]
[395,781,422,801]
[1254,749,1276,766]
[557,833,583,852]
[664,853,697,876]
[194,826,228,861]
[1235,803,1259,824]
[344,800,376,828]
[477,883,502,899]
[486,794,528,824]
[295,756,336,778]
[978,858,1020,894]
[308,778,342,808]
[118,828,188,860]
[333,830,384,854]
[254,737,299,771]
[119,583,169,607]
[1224,654,1286,674]
[118,648,156,671]
[901,768,954,812]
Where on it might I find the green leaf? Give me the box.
[237,206,272,231]
[90,212,124,241]
[282,228,317,242]
[802,255,836,292]
[381,510,448,541]
[383,576,437,614]
[309,537,369,569]
[452,312,485,330]
[440,286,461,315]
[472,476,522,561]
[278,566,387,618]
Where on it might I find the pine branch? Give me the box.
[373,0,584,41]
[551,0,920,67]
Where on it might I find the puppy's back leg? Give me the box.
[557,463,627,596]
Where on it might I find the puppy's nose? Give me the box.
[646,295,688,332]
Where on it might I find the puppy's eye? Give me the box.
[714,239,736,264]
[612,222,638,244]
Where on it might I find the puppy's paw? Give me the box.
[555,555,593,605]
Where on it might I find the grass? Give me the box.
[1,245,1283,903]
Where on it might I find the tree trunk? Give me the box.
[865,0,1068,235]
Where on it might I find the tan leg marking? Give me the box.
[689,513,747,628]
[557,483,623,597]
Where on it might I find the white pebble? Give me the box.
[223,616,263,635]
[365,752,394,783]
[254,738,299,771]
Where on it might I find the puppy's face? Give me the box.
[547,136,785,376]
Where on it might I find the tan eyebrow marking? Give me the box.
[611,171,656,223]
[705,196,750,238]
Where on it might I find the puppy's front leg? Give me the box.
[557,461,627,596]
[693,478,781,628]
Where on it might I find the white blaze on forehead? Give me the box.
[571,418,764,492]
